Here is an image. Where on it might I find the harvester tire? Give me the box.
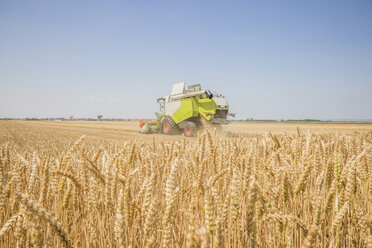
[183,122,197,137]
[162,116,177,135]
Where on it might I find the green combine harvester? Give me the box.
[139,82,234,136]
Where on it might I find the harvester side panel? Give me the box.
[171,98,199,124]
[198,98,217,121]
[164,100,181,117]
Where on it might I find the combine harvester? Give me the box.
[139,82,234,136]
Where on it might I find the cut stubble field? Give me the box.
[0,120,371,247]
[1,120,371,144]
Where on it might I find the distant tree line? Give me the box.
[0,117,139,121]
[1,117,371,123]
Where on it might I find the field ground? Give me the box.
[1,120,371,144]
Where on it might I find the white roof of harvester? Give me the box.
[171,82,186,96]
[171,82,203,95]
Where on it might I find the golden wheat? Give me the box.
[0,121,370,247]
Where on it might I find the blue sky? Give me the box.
[1,0,371,120]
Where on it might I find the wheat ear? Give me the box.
[15,192,70,247]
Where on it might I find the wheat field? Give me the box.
[0,121,371,247]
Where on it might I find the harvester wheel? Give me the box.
[161,116,177,135]
[183,122,197,137]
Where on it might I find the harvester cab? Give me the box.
[140,82,233,136]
